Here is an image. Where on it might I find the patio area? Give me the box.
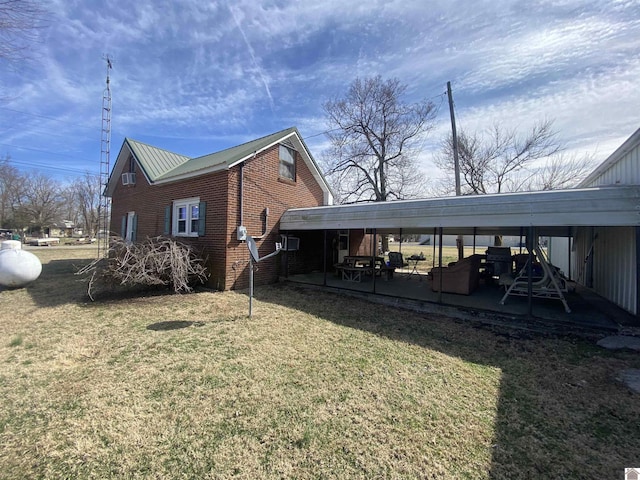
[283,268,636,334]
[280,185,640,323]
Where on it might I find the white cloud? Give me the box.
[1,0,638,180]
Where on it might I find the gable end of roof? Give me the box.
[107,128,333,205]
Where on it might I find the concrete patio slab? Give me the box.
[616,369,640,394]
[597,335,640,351]
[285,271,635,334]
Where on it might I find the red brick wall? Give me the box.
[225,143,325,289]
[110,141,325,290]
[110,167,231,288]
[349,230,376,256]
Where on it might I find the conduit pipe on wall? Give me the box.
[250,208,269,240]
[239,153,269,240]
[240,161,244,227]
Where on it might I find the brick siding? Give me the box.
[110,142,325,290]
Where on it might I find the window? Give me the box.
[121,211,137,242]
[279,144,296,181]
[173,197,200,237]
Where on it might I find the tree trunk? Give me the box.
[381,235,389,254]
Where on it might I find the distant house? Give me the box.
[106,127,333,290]
[46,220,75,238]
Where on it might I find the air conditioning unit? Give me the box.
[121,172,136,186]
[280,235,300,251]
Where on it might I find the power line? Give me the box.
[0,142,93,162]
[1,125,89,141]
[303,127,341,140]
[0,107,96,132]
[4,158,95,176]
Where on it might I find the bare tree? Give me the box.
[436,120,595,246]
[323,76,437,205]
[0,0,46,65]
[0,154,25,228]
[523,152,595,191]
[69,173,101,236]
[59,184,79,226]
[435,120,562,195]
[14,172,63,234]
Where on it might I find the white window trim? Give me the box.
[173,197,200,237]
[125,211,135,242]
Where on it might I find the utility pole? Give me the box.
[447,81,464,260]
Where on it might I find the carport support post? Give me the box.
[527,226,535,318]
[432,228,437,269]
[372,228,377,294]
[567,227,572,281]
[519,227,524,254]
[473,227,477,254]
[438,227,443,304]
[323,229,328,286]
[636,227,640,315]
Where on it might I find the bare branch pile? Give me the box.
[76,236,209,300]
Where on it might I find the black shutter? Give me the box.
[164,206,171,235]
[198,202,206,236]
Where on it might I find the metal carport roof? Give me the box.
[280,186,640,236]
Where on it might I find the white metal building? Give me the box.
[549,128,640,315]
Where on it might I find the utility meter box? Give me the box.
[237,225,247,241]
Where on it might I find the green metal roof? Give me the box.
[108,127,333,204]
[155,127,298,182]
[125,138,190,181]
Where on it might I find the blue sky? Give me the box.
[1,0,639,184]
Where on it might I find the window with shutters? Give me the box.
[172,197,200,237]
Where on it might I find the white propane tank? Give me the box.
[0,248,42,287]
[1,240,22,250]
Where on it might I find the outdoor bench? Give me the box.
[335,263,395,282]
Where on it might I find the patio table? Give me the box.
[406,255,425,280]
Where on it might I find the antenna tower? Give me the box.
[97,54,113,258]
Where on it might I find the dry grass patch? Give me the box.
[0,247,638,479]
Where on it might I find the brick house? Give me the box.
[106,127,333,290]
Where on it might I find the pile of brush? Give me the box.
[76,236,209,300]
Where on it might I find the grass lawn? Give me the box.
[1,247,639,479]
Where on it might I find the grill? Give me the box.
[485,247,513,277]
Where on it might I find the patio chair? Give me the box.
[429,254,482,295]
[388,252,409,276]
